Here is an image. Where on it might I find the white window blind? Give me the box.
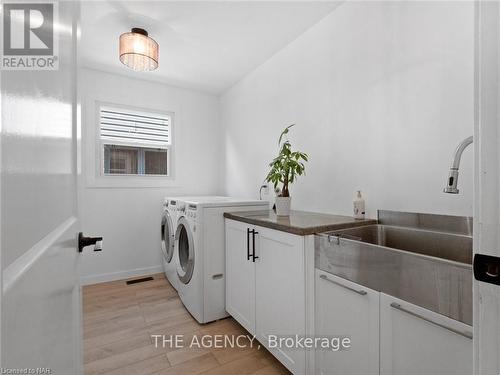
[100,106,171,149]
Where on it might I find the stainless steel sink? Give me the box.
[315,210,473,325]
[330,224,472,264]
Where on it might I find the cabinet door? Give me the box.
[255,226,306,374]
[380,293,473,375]
[315,270,379,375]
[225,219,256,335]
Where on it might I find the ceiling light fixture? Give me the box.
[119,28,159,71]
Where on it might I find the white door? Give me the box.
[1,2,83,373]
[255,226,306,375]
[380,294,472,375]
[225,219,256,334]
[315,270,379,375]
[474,2,500,375]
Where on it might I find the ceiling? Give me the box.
[80,1,339,94]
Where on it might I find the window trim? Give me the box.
[95,101,175,180]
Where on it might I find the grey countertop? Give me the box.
[223,210,377,236]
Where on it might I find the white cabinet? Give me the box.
[256,226,306,374]
[315,269,379,375]
[225,219,306,374]
[225,219,256,334]
[314,275,473,375]
[380,293,473,375]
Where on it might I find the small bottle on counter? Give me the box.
[353,190,365,219]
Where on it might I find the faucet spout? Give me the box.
[444,136,473,194]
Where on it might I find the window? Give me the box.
[99,105,172,176]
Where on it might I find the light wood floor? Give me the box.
[83,273,290,375]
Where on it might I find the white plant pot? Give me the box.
[275,196,291,216]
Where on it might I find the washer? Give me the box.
[160,198,180,291]
[173,196,268,323]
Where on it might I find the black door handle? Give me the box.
[78,232,103,253]
[251,230,259,262]
[474,253,500,285]
[247,228,251,260]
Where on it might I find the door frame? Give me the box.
[74,1,83,372]
[473,1,500,374]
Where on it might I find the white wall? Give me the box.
[79,68,221,284]
[221,1,474,218]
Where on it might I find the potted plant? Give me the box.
[266,125,308,216]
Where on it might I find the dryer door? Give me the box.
[161,211,175,263]
[175,216,195,284]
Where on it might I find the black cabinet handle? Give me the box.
[78,232,103,253]
[251,230,259,262]
[247,228,251,260]
[474,253,500,286]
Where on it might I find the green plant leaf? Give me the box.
[278,124,295,145]
[266,124,307,195]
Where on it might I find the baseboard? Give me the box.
[80,265,163,286]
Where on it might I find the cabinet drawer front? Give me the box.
[315,270,379,375]
[380,293,472,375]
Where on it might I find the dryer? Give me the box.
[173,196,268,323]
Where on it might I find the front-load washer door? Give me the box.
[161,211,174,263]
[175,217,195,284]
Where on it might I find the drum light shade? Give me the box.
[119,28,159,71]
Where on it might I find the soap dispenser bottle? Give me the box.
[353,190,365,219]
